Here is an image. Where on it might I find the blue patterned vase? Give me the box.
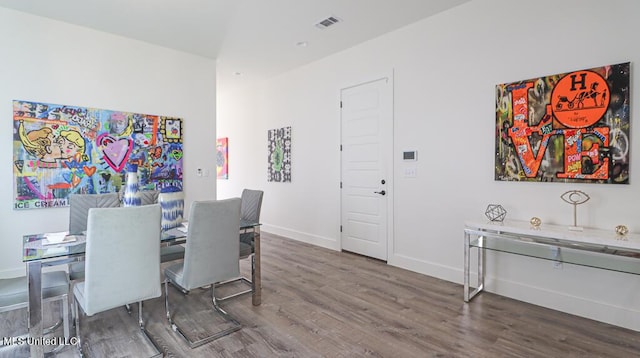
[159,188,184,231]
[122,164,141,207]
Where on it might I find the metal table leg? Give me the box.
[464,231,485,302]
[252,226,261,306]
[27,260,44,358]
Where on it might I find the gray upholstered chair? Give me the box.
[73,205,162,357]
[139,190,159,206]
[68,193,121,281]
[217,189,263,301]
[68,191,179,277]
[118,189,159,206]
[68,193,121,235]
[164,198,242,348]
[0,271,70,346]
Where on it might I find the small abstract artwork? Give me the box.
[12,99,183,210]
[216,137,228,180]
[267,126,291,182]
[495,62,630,184]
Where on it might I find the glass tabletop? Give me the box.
[23,229,187,262]
[23,220,260,262]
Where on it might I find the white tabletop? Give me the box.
[465,219,640,252]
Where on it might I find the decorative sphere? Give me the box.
[615,225,629,236]
[530,217,542,228]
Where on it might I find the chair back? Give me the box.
[82,205,161,316]
[181,199,241,291]
[240,189,263,222]
[68,193,120,234]
[139,190,160,206]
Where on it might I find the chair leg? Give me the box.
[62,294,70,339]
[215,255,254,301]
[211,286,242,331]
[74,298,162,358]
[73,298,85,358]
[165,280,241,348]
[137,301,163,357]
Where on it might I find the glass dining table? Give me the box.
[22,219,261,358]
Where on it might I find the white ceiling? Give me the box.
[0,0,470,86]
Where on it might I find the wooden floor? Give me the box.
[2,232,639,357]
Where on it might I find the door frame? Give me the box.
[339,72,394,261]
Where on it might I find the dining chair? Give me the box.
[68,191,180,278]
[164,198,242,348]
[139,190,160,206]
[118,189,159,206]
[68,193,121,235]
[217,189,263,301]
[73,204,162,357]
[0,271,70,346]
[67,192,121,282]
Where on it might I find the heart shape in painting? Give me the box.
[62,171,73,183]
[97,133,133,172]
[171,150,183,161]
[83,166,97,177]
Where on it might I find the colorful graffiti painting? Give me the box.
[12,100,183,210]
[216,137,228,180]
[267,126,291,183]
[495,62,629,184]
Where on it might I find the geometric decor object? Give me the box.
[560,190,590,231]
[485,204,507,222]
[267,126,292,182]
[495,62,630,184]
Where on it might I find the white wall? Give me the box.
[0,8,218,277]
[217,0,640,330]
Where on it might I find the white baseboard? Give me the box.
[261,224,340,251]
[387,252,640,332]
[388,253,461,284]
[0,267,26,279]
[487,276,640,332]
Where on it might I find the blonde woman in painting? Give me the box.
[17,120,61,167]
[57,129,89,162]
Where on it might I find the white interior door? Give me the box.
[340,77,392,261]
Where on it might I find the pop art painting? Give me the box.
[495,62,629,184]
[13,100,183,210]
[216,137,228,179]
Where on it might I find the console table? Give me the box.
[464,219,640,302]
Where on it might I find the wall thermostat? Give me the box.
[403,150,417,161]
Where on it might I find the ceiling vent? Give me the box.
[315,16,341,29]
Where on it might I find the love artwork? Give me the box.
[12,100,183,210]
[495,62,630,184]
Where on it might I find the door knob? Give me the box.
[374,190,386,196]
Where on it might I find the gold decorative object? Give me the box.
[530,217,542,229]
[615,225,629,236]
[560,190,590,231]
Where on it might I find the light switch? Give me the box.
[404,167,417,178]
